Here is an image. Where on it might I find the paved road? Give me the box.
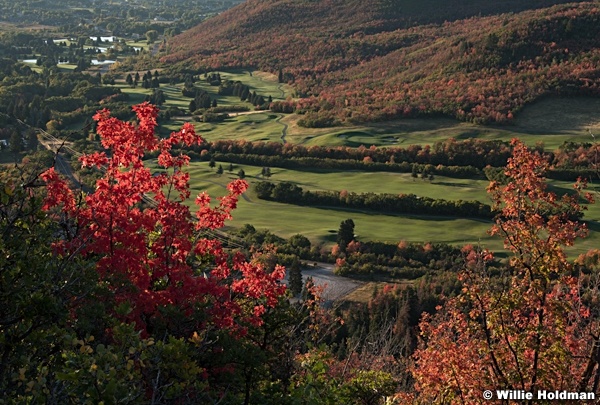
[285,261,363,303]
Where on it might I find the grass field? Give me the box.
[281,97,600,150]
[144,159,600,257]
[121,72,600,152]
[117,69,292,141]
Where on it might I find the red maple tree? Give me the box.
[42,102,285,335]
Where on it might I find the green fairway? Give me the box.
[159,113,286,143]
[143,159,600,257]
[120,86,151,104]
[215,70,293,101]
[117,69,293,143]
[131,78,600,258]
[243,166,492,202]
[280,97,600,150]
[121,73,600,152]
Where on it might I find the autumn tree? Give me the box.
[411,139,599,404]
[38,103,287,401]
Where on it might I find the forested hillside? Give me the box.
[164,0,600,126]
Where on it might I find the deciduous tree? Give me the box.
[41,102,286,337]
[411,139,598,404]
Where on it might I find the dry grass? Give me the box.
[511,97,600,135]
[341,281,415,303]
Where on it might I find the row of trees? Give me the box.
[203,152,483,179]
[204,138,514,169]
[188,137,598,181]
[218,79,270,108]
[255,181,494,219]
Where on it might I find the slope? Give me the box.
[163,0,600,126]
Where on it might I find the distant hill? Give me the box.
[163,0,600,126]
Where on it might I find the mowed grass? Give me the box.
[119,75,600,152]
[247,166,492,203]
[215,70,293,101]
[146,159,498,247]
[282,97,600,150]
[143,159,600,257]
[118,68,292,110]
[115,76,600,258]
[161,113,287,143]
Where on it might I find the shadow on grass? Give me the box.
[305,204,494,224]
[433,181,478,188]
[583,220,600,233]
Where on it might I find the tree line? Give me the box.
[255,181,494,219]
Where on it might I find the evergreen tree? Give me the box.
[9,131,23,153]
[228,163,234,172]
[27,129,38,151]
[240,86,250,101]
[209,158,216,170]
[216,165,223,176]
[337,219,355,252]
[288,258,302,296]
[237,169,246,179]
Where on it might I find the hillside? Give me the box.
[163,0,600,126]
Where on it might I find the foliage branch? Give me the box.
[41,102,286,336]
[409,139,599,404]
